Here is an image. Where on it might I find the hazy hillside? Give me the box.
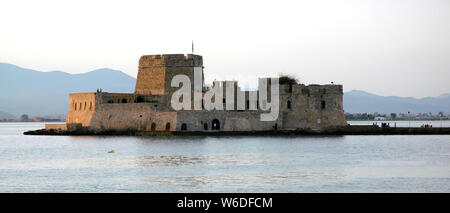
[0,63,136,117]
[344,90,450,114]
[0,111,15,119]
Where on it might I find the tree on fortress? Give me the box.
[278,74,299,85]
[279,74,299,93]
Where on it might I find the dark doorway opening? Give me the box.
[165,123,171,131]
[212,119,220,130]
[203,123,208,130]
[136,96,144,103]
[151,123,156,131]
[181,123,187,131]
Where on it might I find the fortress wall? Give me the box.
[176,110,280,131]
[323,85,346,126]
[96,93,135,104]
[45,124,67,130]
[161,66,196,108]
[65,84,345,132]
[160,56,204,109]
[135,66,166,95]
[280,92,317,129]
[66,93,97,126]
[173,83,345,131]
[88,103,177,131]
[223,111,280,131]
[135,55,166,95]
[280,84,346,129]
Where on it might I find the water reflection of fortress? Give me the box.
[47,54,346,132]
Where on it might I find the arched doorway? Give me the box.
[212,119,220,130]
[165,122,171,131]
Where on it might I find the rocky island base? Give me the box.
[23,125,450,136]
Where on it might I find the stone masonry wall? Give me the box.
[279,84,346,129]
[89,103,177,131]
[66,93,97,126]
[135,54,203,95]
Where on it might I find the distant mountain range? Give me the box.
[0,110,15,119]
[344,90,450,114]
[0,62,448,118]
[0,63,135,118]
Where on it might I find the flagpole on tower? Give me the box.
[192,40,194,54]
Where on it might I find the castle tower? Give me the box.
[135,54,203,95]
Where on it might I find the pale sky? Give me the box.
[1,0,449,98]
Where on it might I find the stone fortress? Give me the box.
[46,54,347,133]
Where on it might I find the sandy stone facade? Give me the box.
[59,54,346,132]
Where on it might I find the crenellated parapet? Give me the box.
[138,54,203,67]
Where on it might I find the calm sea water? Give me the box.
[0,122,449,192]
